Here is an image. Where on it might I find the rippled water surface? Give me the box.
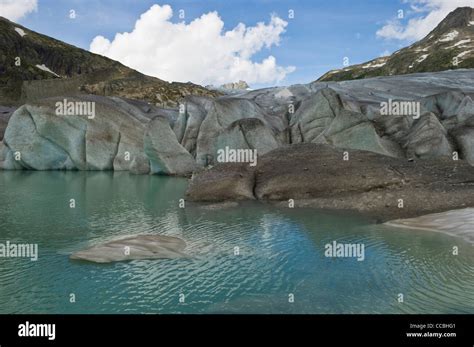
[0,171,473,313]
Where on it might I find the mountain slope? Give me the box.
[318,7,474,82]
[0,16,218,106]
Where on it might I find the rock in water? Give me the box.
[187,163,256,202]
[70,235,187,263]
[186,143,474,221]
[385,208,474,244]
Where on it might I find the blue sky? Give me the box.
[6,0,452,87]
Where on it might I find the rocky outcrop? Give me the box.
[186,144,474,221]
[206,81,250,95]
[220,80,249,90]
[70,235,188,263]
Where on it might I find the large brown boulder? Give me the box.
[186,163,256,202]
[186,143,474,221]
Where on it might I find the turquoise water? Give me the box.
[0,171,473,314]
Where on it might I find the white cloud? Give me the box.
[90,4,295,86]
[376,0,474,41]
[0,0,37,21]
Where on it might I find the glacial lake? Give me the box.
[0,171,473,314]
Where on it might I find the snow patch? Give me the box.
[326,69,341,75]
[362,62,386,69]
[416,54,429,63]
[438,30,459,42]
[444,39,472,49]
[414,46,430,52]
[35,64,60,78]
[14,27,26,37]
[454,50,473,61]
[362,58,387,69]
[469,21,474,26]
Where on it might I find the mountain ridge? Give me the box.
[0,16,218,106]
[318,7,474,82]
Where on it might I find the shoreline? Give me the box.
[1,165,473,227]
